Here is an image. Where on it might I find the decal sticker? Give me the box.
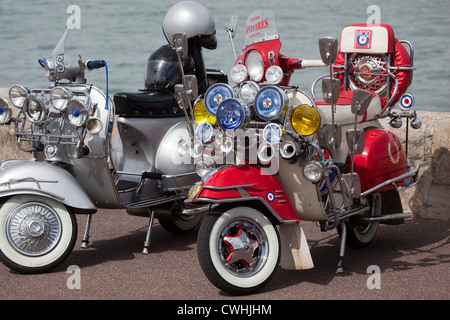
[266,192,275,202]
[388,141,400,164]
[399,93,415,110]
[355,30,372,49]
[403,177,413,188]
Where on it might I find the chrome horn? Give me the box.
[257,142,274,164]
[280,140,298,162]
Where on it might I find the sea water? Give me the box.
[0,0,449,111]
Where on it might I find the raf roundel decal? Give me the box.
[266,192,275,202]
[355,30,372,49]
[400,93,414,110]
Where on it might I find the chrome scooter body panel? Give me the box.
[0,159,96,211]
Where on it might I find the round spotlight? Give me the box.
[204,83,234,116]
[66,99,88,127]
[9,85,29,108]
[254,86,288,120]
[23,95,47,123]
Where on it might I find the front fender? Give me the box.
[0,160,96,211]
[189,165,299,223]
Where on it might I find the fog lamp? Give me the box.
[194,99,216,124]
[230,64,248,84]
[216,99,249,130]
[51,87,73,111]
[0,97,12,124]
[303,161,323,183]
[265,65,284,85]
[23,95,47,123]
[9,85,29,108]
[255,86,288,120]
[238,81,260,106]
[204,83,234,116]
[291,105,321,136]
[67,99,88,127]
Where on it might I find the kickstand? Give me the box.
[142,209,155,254]
[81,214,93,249]
[337,221,347,274]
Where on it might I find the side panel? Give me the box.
[197,165,299,223]
[277,160,328,222]
[351,129,408,192]
[0,160,96,210]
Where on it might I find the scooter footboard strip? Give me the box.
[360,163,419,197]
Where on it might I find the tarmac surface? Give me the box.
[0,209,448,302]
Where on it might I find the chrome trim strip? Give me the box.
[193,196,298,224]
[201,183,254,190]
[360,164,419,197]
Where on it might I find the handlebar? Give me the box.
[86,60,106,70]
[300,59,327,68]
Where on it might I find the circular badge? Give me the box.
[266,192,275,202]
[357,34,369,46]
[399,93,414,110]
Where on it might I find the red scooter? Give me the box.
[185,9,420,295]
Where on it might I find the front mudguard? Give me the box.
[189,165,299,224]
[0,159,96,212]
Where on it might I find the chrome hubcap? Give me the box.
[6,202,62,256]
[218,218,268,277]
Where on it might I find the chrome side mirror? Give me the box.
[226,13,239,39]
[351,89,372,116]
[322,78,341,104]
[172,32,188,58]
[184,75,198,101]
[319,37,338,65]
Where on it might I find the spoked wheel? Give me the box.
[197,206,279,295]
[340,193,381,249]
[0,195,77,274]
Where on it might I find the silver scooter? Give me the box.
[0,26,225,273]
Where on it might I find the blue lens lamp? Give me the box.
[204,83,234,116]
[254,86,288,121]
[216,98,249,131]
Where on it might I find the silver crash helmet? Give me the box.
[162,1,217,49]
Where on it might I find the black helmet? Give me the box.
[144,45,195,91]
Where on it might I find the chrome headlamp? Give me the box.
[238,81,260,106]
[9,85,29,108]
[204,83,234,116]
[254,86,288,121]
[216,98,249,131]
[265,65,284,85]
[23,95,48,123]
[303,161,323,183]
[66,99,88,127]
[230,64,248,84]
[245,50,264,82]
[51,87,73,111]
[0,97,12,124]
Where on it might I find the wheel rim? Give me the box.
[5,202,62,257]
[218,218,269,278]
[348,53,389,96]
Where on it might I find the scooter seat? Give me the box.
[114,88,184,117]
[315,90,381,125]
